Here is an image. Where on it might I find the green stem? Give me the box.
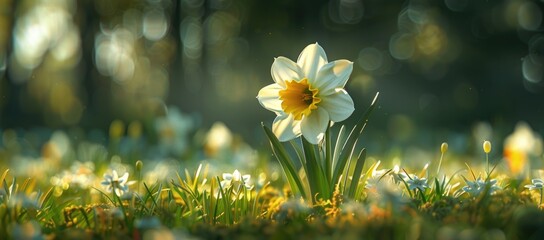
[436,152,444,176]
[486,153,489,177]
[324,125,332,188]
[538,188,543,207]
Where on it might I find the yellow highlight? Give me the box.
[483,141,491,154]
[109,120,125,139]
[440,142,448,154]
[502,122,541,175]
[504,148,526,175]
[279,78,321,120]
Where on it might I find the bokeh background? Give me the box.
[0,0,543,158]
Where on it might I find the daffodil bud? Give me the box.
[135,160,143,172]
[483,140,491,153]
[441,142,448,154]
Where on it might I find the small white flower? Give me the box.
[525,178,544,190]
[461,177,500,197]
[101,170,135,196]
[221,169,253,190]
[70,161,95,189]
[405,175,429,191]
[365,168,389,189]
[365,161,390,189]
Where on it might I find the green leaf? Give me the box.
[216,176,231,224]
[302,137,330,201]
[434,178,442,197]
[332,92,379,187]
[324,125,332,186]
[262,124,307,198]
[355,160,381,200]
[347,149,367,199]
[340,139,358,194]
[332,126,346,171]
[91,187,115,205]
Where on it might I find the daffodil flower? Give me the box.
[257,43,355,144]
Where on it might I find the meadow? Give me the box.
[1,62,544,239]
[2,1,544,239]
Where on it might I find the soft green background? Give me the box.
[0,0,542,145]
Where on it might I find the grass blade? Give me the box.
[332,92,379,186]
[347,149,367,199]
[332,125,347,168]
[324,125,332,188]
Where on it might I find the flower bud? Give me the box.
[440,142,448,154]
[483,141,491,153]
[135,160,143,172]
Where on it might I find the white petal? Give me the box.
[257,83,284,113]
[272,114,301,142]
[112,170,119,180]
[223,173,233,181]
[233,170,241,181]
[301,108,329,144]
[242,174,251,182]
[313,60,353,95]
[103,173,112,180]
[297,43,328,84]
[271,57,304,87]
[319,89,355,122]
[118,172,129,184]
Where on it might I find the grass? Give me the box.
[1,119,544,239]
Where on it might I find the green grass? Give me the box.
[1,122,544,239]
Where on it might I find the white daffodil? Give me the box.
[101,170,135,196]
[257,43,355,144]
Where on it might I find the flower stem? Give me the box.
[436,152,444,176]
[418,188,427,203]
[485,153,489,177]
[538,188,543,208]
[302,137,329,202]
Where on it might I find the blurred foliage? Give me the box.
[0,0,543,148]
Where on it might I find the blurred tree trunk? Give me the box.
[1,0,22,128]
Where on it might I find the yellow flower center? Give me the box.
[279,78,321,120]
